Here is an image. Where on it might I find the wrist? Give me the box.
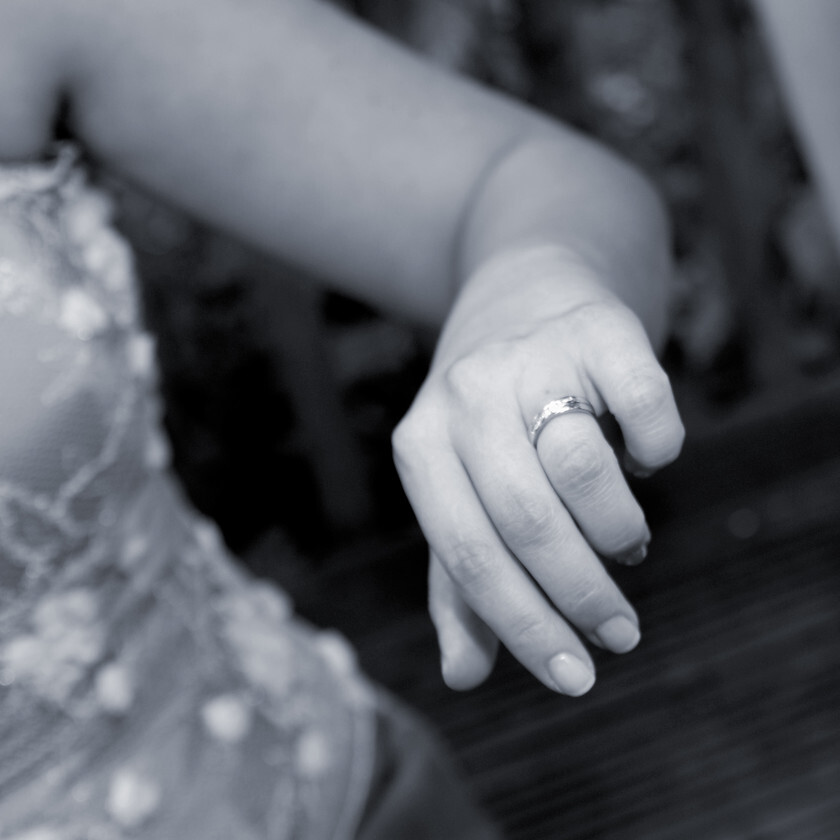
[453,132,673,346]
[434,244,616,364]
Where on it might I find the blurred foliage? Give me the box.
[112,0,840,554]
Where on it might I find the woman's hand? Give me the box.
[392,246,684,696]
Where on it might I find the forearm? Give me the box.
[0,0,670,339]
[62,0,668,336]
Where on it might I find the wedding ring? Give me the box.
[528,396,596,447]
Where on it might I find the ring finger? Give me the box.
[527,400,649,565]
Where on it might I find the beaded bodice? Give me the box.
[0,150,375,840]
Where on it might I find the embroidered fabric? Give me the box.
[0,148,376,840]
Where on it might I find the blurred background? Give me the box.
[108,1,840,837]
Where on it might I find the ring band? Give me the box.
[528,396,596,447]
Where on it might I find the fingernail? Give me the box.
[547,653,595,696]
[595,615,641,653]
[624,453,654,478]
[617,525,651,566]
[616,543,648,566]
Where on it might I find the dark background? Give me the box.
[108,2,840,837]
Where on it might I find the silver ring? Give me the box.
[528,396,596,447]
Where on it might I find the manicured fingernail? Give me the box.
[547,653,595,696]
[595,615,641,653]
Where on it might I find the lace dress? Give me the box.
[0,148,379,840]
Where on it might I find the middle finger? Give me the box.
[453,409,641,653]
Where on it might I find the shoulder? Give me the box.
[0,0,82,161]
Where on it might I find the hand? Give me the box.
[392,246,684,696]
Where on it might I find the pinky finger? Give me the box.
[429,553,499,690]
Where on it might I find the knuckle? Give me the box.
[507,610,550,648]
[442,342,514,406]
[619,368,672,422]
[548,437,609,494]
[495,487,563,550]
[563,572,613,621]
[445,539,498,593]
[442,354,483,404]
[390,419,421,479]
[391,404,441,474]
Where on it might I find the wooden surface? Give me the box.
[268,378,840,840]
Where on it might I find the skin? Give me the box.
[0,0,684,696]
[752,0,840,254]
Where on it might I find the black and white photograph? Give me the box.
[0,1,838,837]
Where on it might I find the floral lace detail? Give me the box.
[0,151,376,840]
[0,147,147,595]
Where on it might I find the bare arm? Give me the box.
[1,0,668,332]
[1,0,683,693]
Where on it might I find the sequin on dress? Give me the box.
[0,148,377,840]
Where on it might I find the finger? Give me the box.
[534,411,650,565]
[588,310,685,473]
[453,412,641,654]
[428,552,498,690]
[393,431,598,695]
